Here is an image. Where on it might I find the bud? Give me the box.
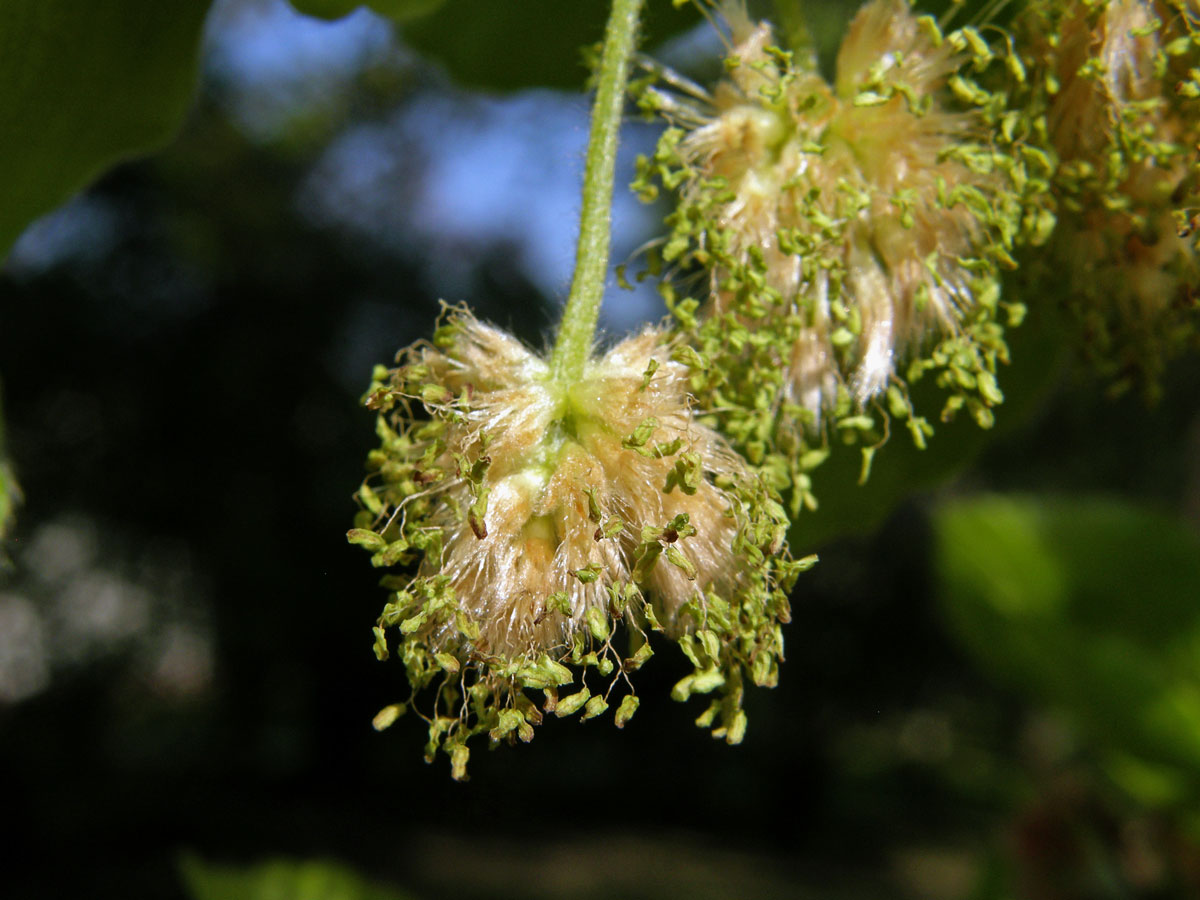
[352,307,802,776]
[1020,0,1200,395]
[635,0,1047,502]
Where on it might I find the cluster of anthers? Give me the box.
[351,307,808,778]
[1017,0,1200,397]
[634,0,1053,510]
[350,0,1200,778]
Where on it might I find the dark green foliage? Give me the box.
[289,0,446,20]
[936,494,1200,819]
[401,0,698,90]
[0,0,211,260]
[181,855,418,900]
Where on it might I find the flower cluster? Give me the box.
[1018,0,1200,397]
[350,0,1200,779]
[634,0,1051,509]
[351,308,808,777]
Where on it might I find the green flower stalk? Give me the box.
[349,0,809,779]
[634,0,1051,508]
[1018,0,1200,397]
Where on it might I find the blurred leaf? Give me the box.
[289,0,445,22]
[0,463,11,540]
[0,458,14,545]
[934,494,1200,809]
[0,0,211,262]
[0,383,15,545]
[401,0,700,90]
[180,855,419,900]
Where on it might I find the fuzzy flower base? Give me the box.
[350,308,810,778]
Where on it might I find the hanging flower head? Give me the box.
[350,307,809,778]
[635,0,1051,509]
[1019,0,1200,396]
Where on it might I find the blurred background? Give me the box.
[2,1,1200,897]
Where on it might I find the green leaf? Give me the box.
[180,854,419,900]
[400,0,699,91]
[289,0,446,22]
[0,1,211,262]
[934,495,1200,810]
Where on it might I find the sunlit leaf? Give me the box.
[0,0,212,262]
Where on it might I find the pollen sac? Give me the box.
[635,0,1049,507]
[351,307,804,777]
[1019,0,1200,397]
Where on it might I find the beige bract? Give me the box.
[351,308,803,777]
